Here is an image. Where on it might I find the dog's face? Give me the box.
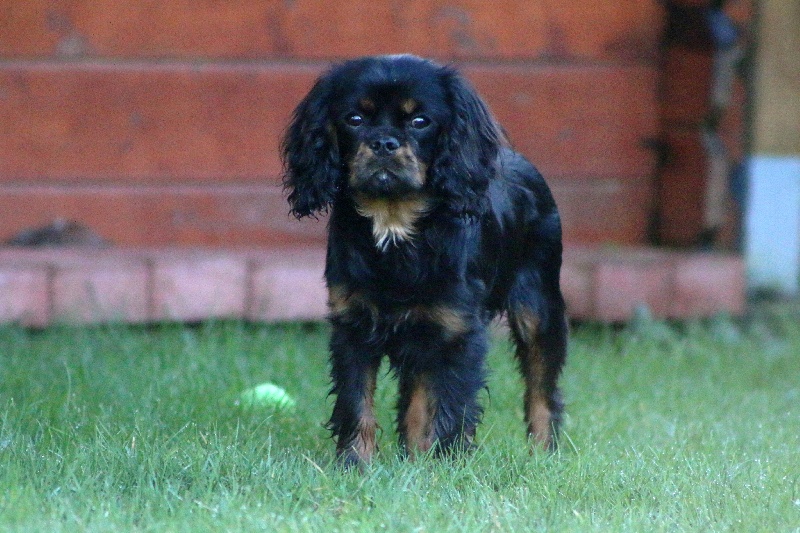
[328,58,449,200]
[282,55,504,219]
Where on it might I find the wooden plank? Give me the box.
[0,0,663,62]
[551,176,653,245]
[0,63,313,184]
[0,177,651,247]
[1,62,658,183]
[0,184,327,247]
[661,47,712,126]
[655,129,706,246]
[468,64,659,180]
[753,0,800,155]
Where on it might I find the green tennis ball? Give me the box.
[237,382,296,411]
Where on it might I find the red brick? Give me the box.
[0,185,327,247]
[151,253,248,321]
[0,247,91,264]
[51,256,149,324]
[1,64,657,185]
[0,266,50,327]
[1,1,664,61]
[0,246,747,326]
[594,258,674,321]
[248,249,327,322]
[672,254,745,317]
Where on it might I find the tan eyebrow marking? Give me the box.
[400,98,418,115]
[359,98,376,113]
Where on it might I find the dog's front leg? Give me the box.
[327,318,383,469]
[394,316,489,458]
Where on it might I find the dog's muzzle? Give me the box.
[349,141,426,199]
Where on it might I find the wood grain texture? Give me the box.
[753,0,800,155]
[0,0,663,61]
[1,63,658,184]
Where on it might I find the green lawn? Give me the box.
[1,310,799,532]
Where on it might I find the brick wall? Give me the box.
[1,1,666,246]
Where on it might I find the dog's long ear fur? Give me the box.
[430,68,505,215]
[281,75,340,219]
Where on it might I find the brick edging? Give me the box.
[0,246,745,327]
[0,247,328,327]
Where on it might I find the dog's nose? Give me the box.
[369,136,400,155]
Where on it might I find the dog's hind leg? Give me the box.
[508,280,567,451]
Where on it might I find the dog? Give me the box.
[281,55,567,468]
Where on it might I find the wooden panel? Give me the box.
[551,176,653,245]
[667,0,753,24]
[1,63,658,183]
[469,64,659,180]
[661,47,712,126]
[720,80,748,162]
[655,129,706,246]
[0,63,315,183]
[753,0,800,155]
[0,177,649,247]
[0,0,664,62]
[0,185,327,247]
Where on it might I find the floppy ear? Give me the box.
[281,75,341,219]
[430,68,505,215]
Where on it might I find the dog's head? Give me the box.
[281,55,506,219]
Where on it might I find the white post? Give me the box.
[746,0,800,296]
[745,157,800,295]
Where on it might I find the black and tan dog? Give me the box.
[282,54,567,468]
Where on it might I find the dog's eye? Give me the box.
[345,114,364,127]
[410,116,431,130]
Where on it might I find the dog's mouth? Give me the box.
[348,145,427,199]
[353,168,417,198]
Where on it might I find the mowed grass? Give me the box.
[1,310,799,532]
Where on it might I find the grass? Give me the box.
[1,310,799,532]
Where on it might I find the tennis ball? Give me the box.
[237,382,296,411]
